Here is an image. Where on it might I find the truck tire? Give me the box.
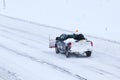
[65,51,70,58]
[55,44,59,54]
[85,51,91,57]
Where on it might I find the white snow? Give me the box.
[0,0,120,42]
[0,0,120,80]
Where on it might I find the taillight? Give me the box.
[68,42,72,47]
[91,41,93,46]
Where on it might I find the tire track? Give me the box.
[0,66,22,80]
[0,27,46,47]
[85,34,120,45]
[86,66,120,80]
[0,24,47,40]
[0,14,71,33]
[0,13,120,45]
[0,31,40,50]
[87,50,120,74]
[0,44,87,80]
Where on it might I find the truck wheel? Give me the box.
[65,51,70,58]
[55,47,59,54]
[85,51,91,57]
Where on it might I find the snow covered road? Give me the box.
[0,14,120,80]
